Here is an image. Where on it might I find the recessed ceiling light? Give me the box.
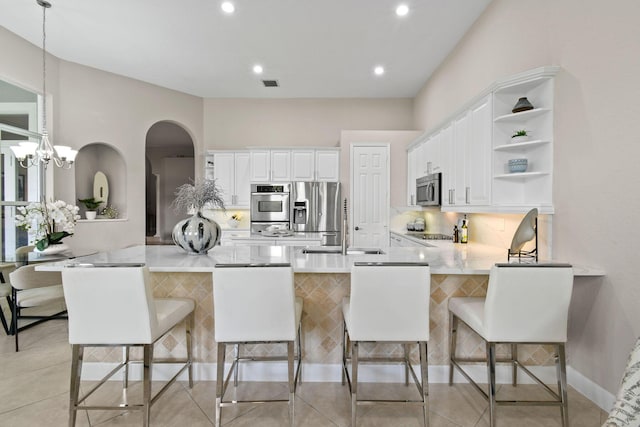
[221,1,235,14]
[374,66,385,76]
[253,65,264,74]
[395,4,409,17]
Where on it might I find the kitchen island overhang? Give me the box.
[37,244,603,384]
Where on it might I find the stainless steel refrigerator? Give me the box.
[291,182,341,245]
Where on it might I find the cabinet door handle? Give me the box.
[466,187,470,204]
[411,194,415,205]
[355,226,360,231]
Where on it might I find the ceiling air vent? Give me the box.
[262,80,279,87]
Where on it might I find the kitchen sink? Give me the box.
[301,247,385,255]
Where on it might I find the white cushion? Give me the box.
[154,298,195,340]
[16,285,65,308]
[448,297,485,336]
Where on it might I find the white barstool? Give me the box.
[342,261,431,427]
[448,263,574,427]
[61,264,194,427]
[213,263,302,427]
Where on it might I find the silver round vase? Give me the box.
[172,211,221,255]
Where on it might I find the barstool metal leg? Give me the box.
[122,346,130,389]
[557,344,569,427]
[68,344,83,427]
[215,343,226,427]
[486,342,497,427]
[351,341,359,427]
[404,343,410,386]
[142,344,153,427]
[419,341,429,427]
[449,313,458,385]
[288,341,295,427]
[186,312,194,388]
[341,320,347,385]
[297,324,303,386]
[233,344,240,387]
[511,343,518,386]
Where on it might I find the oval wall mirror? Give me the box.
[93,171,109,206]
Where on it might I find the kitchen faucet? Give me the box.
[341,198,348,255]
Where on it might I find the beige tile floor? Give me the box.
[0,319,609,426]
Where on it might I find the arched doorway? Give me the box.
[145,121,194,244]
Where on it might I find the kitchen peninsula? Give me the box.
[39,244,603,382]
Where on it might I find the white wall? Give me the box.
[413,0,640,395]
[0,27,204,254]
[203,98,414,150]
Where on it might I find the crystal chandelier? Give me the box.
[10,0,77,169]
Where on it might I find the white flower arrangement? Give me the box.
[15,200,81,251]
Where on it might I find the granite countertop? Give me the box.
[38,244,604,276]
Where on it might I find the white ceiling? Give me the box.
[0,0,491,99]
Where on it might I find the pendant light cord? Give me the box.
[41,2,47,131]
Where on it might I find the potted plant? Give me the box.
[511,130,530,144]
[15,200,80,253]
[78,197,103,220]
[171,179,225,254]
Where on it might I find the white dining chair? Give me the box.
[448,263,574,427]
[213,263,302,427]
[342,261,431,427]
[61,263,194,427]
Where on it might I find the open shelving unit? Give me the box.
[491,66,558,213]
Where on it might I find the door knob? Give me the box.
[355,226,360,231]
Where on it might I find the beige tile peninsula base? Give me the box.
[85,273,558,374]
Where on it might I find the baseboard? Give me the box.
[567,366,615,412]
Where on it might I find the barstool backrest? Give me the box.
[484,263,574,342]
[10,264,61,290]
[349,262,430,342]
[61,265,157,345]
[214,263,296,342]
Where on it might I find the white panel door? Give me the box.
[351,145,389,248]
[212,152,235,206]
[291,150,315,181]
[315,150,340,181]
[234,152,251,207]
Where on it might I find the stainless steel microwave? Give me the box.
[416,173,441,206]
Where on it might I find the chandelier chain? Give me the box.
[42,2,47,130]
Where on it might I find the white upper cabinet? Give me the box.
[208,151,250,208]
[467,95,492,206]
[270,150,291,181]
[291,150,315,181]
[291,149,339,181]
[250,150,271,182]
[412,66,558,214]
[250,149,291,182]
[314,149,340,181]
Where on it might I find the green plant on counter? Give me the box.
[512,129,529,138]
[78,197,103,211]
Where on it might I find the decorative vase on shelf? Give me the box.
[172,211,221,255]
[85,211,97,220]
[512,97,534,113]
[34,242,70,256]
[511,135,530,144]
